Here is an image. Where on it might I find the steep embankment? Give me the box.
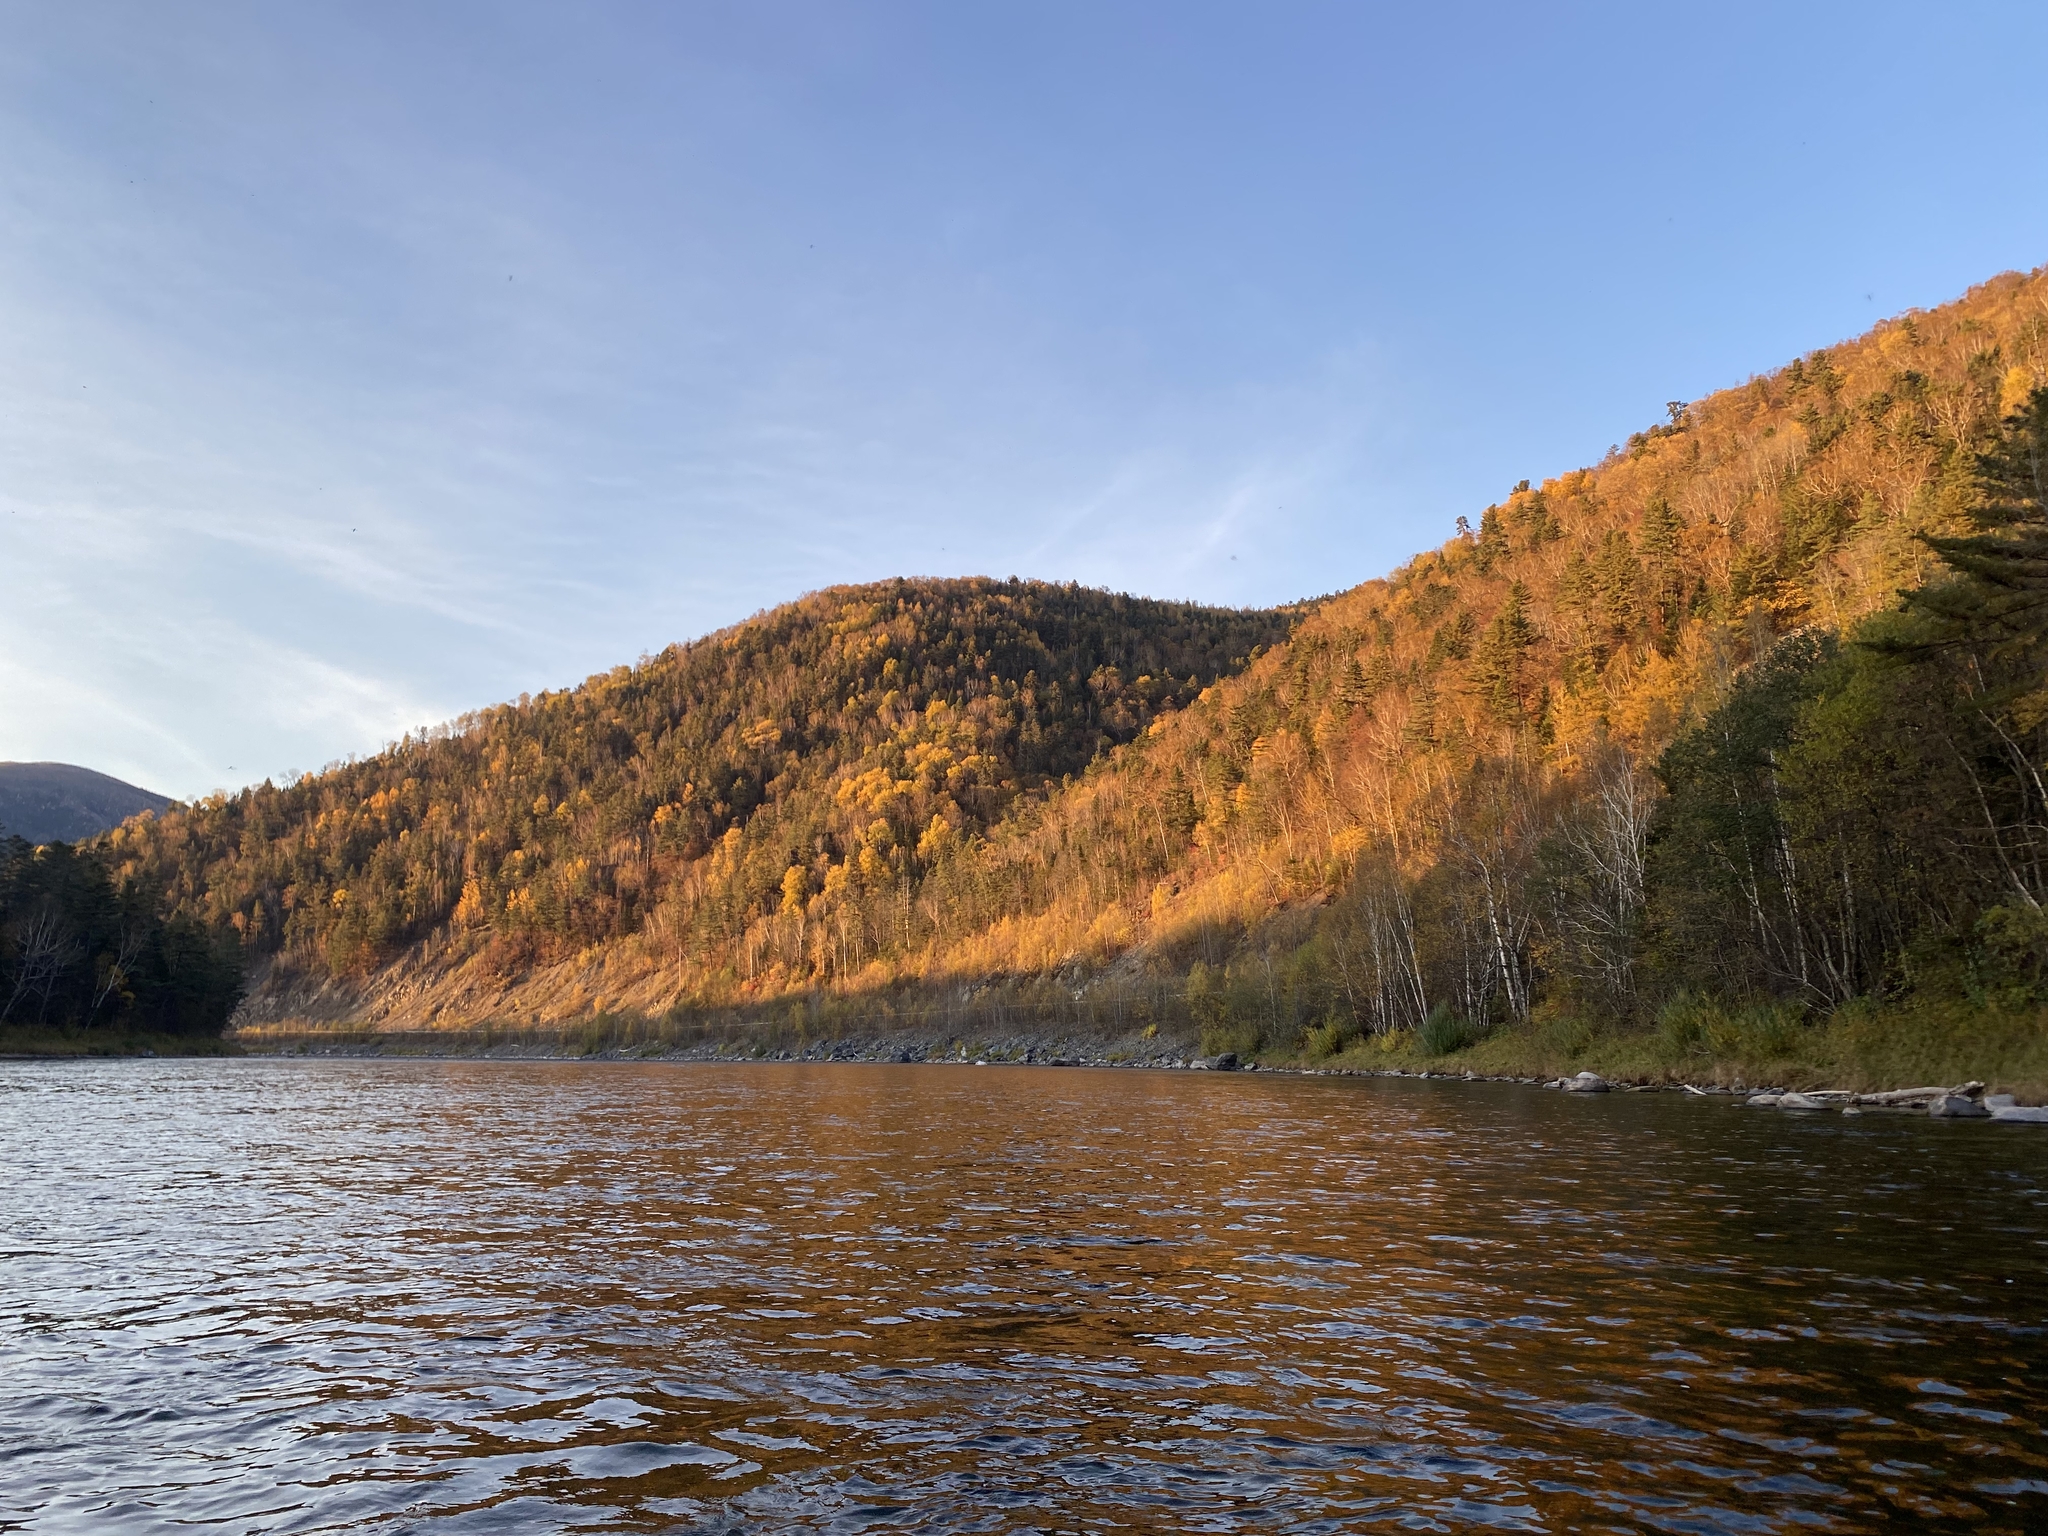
[107,267,2048,1073]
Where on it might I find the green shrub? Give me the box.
[1722,1001,1805,1059]
[1303,1014,1360,1060]
[1979,904,2048,992]
[1656,991,1716,1056]
[1190,959,1265,1056]
[1656,992,1805,1061]
[1199,1017,1263,1057]
[1530,1009,1596,1061]
[1417,1003,1477,1056]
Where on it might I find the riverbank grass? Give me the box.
[1314,995,2048,1099]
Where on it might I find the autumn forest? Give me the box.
[10,267,2048,1079]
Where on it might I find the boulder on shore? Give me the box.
[1982,1105,2048,1130]
[1562,1071,1610,1094]
[1194,1053,1239,1072]
[1928,1092,1990,1119]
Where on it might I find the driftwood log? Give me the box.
[1851,1082,1982,1106]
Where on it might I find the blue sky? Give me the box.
[3,1,2044,800]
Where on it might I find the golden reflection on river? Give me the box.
[3,1060,2045,1533]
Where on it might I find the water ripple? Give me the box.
[2,1060,2045,1532]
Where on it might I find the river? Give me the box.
[2,1059,2044,1532]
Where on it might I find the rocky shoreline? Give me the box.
[1536,1068,2048,1122]
[232,1035,2047,1123]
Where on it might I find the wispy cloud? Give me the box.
[0,511,449,795]
[5,3,2039,799]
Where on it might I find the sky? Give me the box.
[3,2,2045,801]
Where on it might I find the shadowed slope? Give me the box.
[0,763,171,845]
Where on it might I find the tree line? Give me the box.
[0,835,243,1036]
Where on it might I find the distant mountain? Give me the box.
[0,762,173,845]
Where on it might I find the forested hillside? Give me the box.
[886,268,2048,1059]
[98,266,2048,1067]
[880,267,2048,1063]
[102,582,1293,1010]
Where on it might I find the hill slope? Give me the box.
[0,763,171,845]
[101,266,2048,1062]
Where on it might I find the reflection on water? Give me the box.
[2,1059,2045,1533]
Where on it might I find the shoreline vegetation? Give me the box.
[10,271,2048,1104]
[0,834,244,1049]
[12,983,2043,1109]
[0,1028,242,1060]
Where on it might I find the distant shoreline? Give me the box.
[12,1006,2042,1115]
[20,1021,2032,1111]
[0,1031,240,1060]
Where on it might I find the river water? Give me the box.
[2,1060,2044,1534]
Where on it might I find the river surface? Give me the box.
[2,1060,2045,1534]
